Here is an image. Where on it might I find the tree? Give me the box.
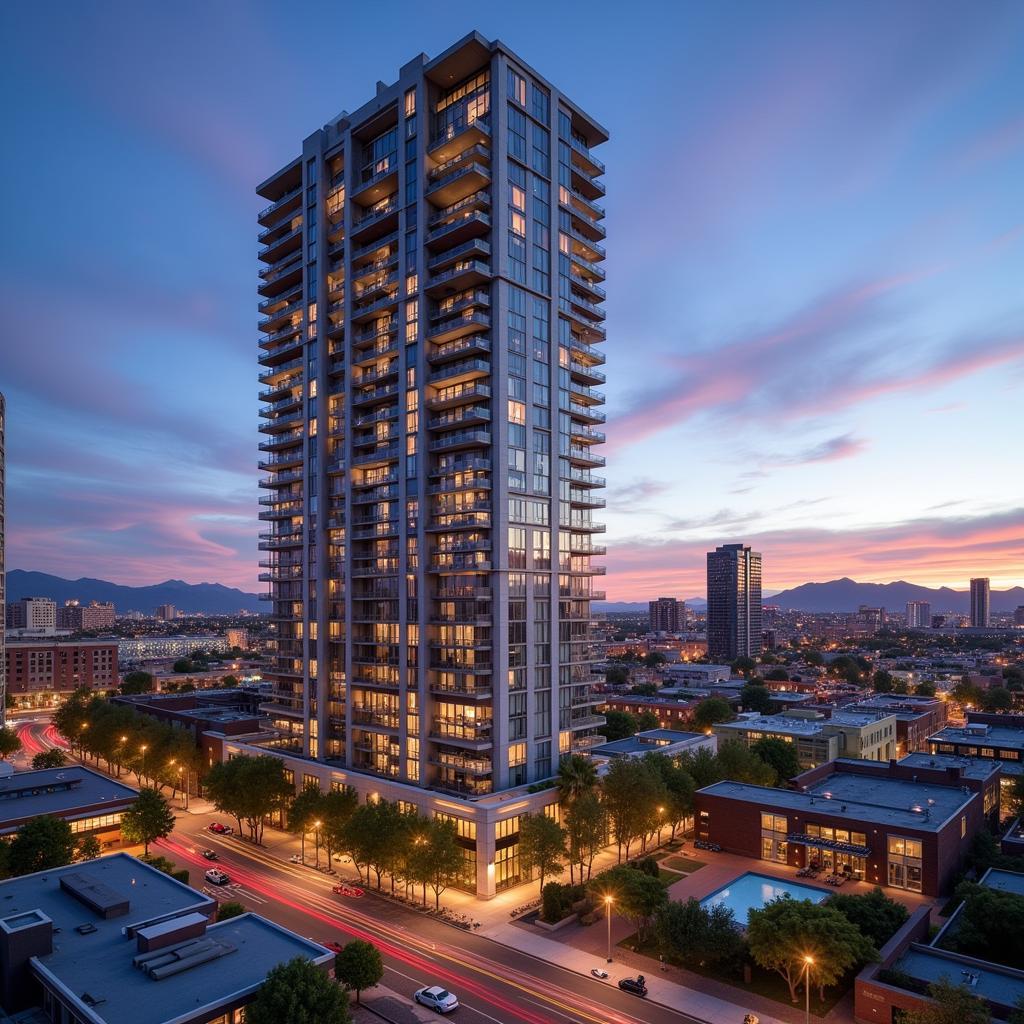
[914,681,936,697]
[655,897,744,968]
[952,680,985,709]
[901,977,991,1024]
[982,686,1013,712]
[648,754,695,840]
[693,697,734,731]
[631,682,659,698]
[205,755,293,844]
[680,746,722,789]
[121,787,176,855]
[605,664,630,686]
[602,709,638,741]
[319,786,359,866]
[644,652,667,669]
[563,791,606,883]
[343,801,404,890]
[603,757,666,861]
[945,885,1024,965]
[590,864,667,944]
[172,659,193,673]
[873,670,894,693]
[76,835,102,861]
[216,901,246,921]
[1007,774,1024,819]
[32,749,67,770]
[740,683,775,714]
[717,739,777,786]
[8,816,78,876]
[829,887,908,948]
[334,940,383,1004]
[221,675,240,688]
[751,736,801,783]
[765,667,790,681]
[803,650,824,667]
[556,754,598,807]
[422,817,464,910]
[747,897,876,1002]
[635,710,659,731]
[518,812,565,894]
[245,957,350,1024]
[120,671,154,695]
[732,656,757,677]
[289,783,324,862]
[0,726,22,761]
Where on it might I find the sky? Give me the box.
[1,0,1022,601]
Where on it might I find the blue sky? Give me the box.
[1,0,1021,597]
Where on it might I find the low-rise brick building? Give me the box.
[4,639,118,708]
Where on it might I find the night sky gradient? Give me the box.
[1,1,1022,599]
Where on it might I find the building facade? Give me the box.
[5,596,57,633]
[155,603,177,621]
[648,597,685,633]
[256,32,607,801]
[694,758,998,897]
[0,391,5,724]
[905,600,931,628]
[4,639,118,707]
[970,577,990,628]
[56,600,116,631]
[706,543,762,661]
[117,635,230,662]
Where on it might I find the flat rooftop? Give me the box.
[896,945,1024,1008]
[981,867,1024,897]
[931,724,1024,751]
[0,854,331,1024]
[591,729,706,756]
[900,751,1022,779]
[700,767,977,831]
[716,716,826,737]
[0,767,138,832]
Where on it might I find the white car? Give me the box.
[414,985,459,1013]
[204,868,230,886]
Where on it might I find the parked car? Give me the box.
[321,940,344,954]
[618,975,647,997]
[204,868,230,886]
[207,822,232,835]
[200,849,218,861]
[331,883,365,898]
[289,854,303,864]
[414,986,459,1013]
[590,968,609,979]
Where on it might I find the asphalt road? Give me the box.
[18,714,707,1024]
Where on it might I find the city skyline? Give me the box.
[2,1,1023,600]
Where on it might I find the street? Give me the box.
[16,715,706,1024]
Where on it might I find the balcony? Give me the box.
[564,225,606,263]
[570,380,606,404]
[352,382,399,408]
[258,184,302,227]
[428,405,491,431]
[352,230,399,265]
[428,189,490,228]
[569,248,606,283]
[351,443,399,468]
[258,331,303,369]
[427,382,490,412]
[426,146,491,206]
[429,357,490,387]
[428,237,491,273]
[426,210,491,249]
[429,679,493,699]
[258,257,302,299]
[560,196,606,244]
[570,424,605,445]
[352,336,398,369]
[349,198,399,243]
[258,449,304,472]
[259,223,302,265]
[569,469,605,488]
[570,490,606,510]
[259,297,304,335]
[352,405,399,429]
[259,531,303,550]
[569,445,606,468]
[350,290,400,324]
[428,116,491,163]
[258,373,302,402]
[428,326,491,358]
[570,158,605,201]
[426,259,491,295]
[430,719,493,746]
[351,153,398,204]
[430,554,491,573]
[258,427,304,451]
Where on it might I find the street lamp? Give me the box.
[803,955,814,1024]
[657,805,666,846]
[313,819,323,869]
[604,895,614,963]
[139,744,148,785]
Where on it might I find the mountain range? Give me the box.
[4,570,262,615]
[597,578,1024,614]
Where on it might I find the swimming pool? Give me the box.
[700,872,828,925]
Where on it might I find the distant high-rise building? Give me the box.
[57,600,116,631]
[906,600,931,628]
[970,578,990,628]
[225,627,249,650]
[5,596,57,634]
[706,544,762,661]
[0,391,5,724]
[856,605,887,633]
[648,597,685,633]
[155,604,177,621]
[1015,606,1024,627]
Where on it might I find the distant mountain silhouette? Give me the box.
[769,577,1024,614]
[5,570,262,615]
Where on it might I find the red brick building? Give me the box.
[694,757,999,897]
[4,639,118,708]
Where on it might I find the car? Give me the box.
[200,849,218,861]
[204,868,230,886]
[414,986,459,1013]
[289,854,303,864]
[590,968,609,979]
[618,975,648,997]
[207,822,232,835]
[331,883,365,898]
[321,940,344,954]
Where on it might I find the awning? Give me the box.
[786,833,871,856]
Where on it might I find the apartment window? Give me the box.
[531,83,549,125]
[760,813,788,864]
[532,123,550,177]
[508,106,527,162]
[508,67,527,107]
[404,87,416,117]
[961,815,967,838]
[887,835,923,892]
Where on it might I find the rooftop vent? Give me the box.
[81,992,107,1007]
[134,936,237,980]
[74,923,97,935]
[60,872,129,919]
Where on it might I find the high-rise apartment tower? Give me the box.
[256,32,607,802]
[706,544,762,661]
[648,597,685,633]
[906,600,931,628]
[970,578,990,628]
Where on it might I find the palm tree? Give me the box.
[557,754,598,807]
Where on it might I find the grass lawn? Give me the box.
[618,932,850,1017]
[663,855,709,874]
[658,868,685,884]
